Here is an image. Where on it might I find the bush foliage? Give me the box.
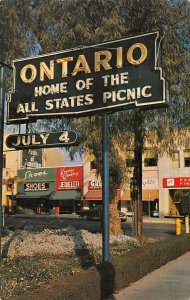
[9,234,190,300]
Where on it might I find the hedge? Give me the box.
[9,234,190,300]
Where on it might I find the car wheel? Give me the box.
[82,215,88,221]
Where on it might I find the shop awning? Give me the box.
[121,190,159,201]
[142,190,159,201]
[83,190,102,200]
[121,190,130,201]
[50,190,81,201]
[15,191,52,199]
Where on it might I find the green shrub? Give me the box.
[8,234,190,300]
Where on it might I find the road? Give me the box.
[3,214,184,238]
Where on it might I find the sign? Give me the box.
[18,167,56,181]
[24,182,49,191]
[88,180,102,189]
[142,177,158,189]
[7,31,167,123]
[6,131,78,149]
[56,166,83,190]
[163,177,190,188]
[21,149,43,168]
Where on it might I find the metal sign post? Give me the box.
[0,65,5,258]
[0,61,12,259]
[102,112,110,262]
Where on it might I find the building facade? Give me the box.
[3,133,190,217]
[82,147,190,217]
[2,134,19,212]
[3,133,64,212]
[159,148,190,217]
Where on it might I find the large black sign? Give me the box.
[7,31,167,123]
[6,131,78,149]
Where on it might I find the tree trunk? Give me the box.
[109,201,123,235]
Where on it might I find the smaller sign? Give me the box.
[6,131,78,150]
[88,180,102,189]
[24,182,49,191]
[21,149,43,168]
[56,166,83,190]
[163,177,190,188]
[142,177,158,189]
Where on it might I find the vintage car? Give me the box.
[80,205,127,222]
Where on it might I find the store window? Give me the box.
[171,151,180,168]
[126,150,134,168]
[3,154,6,168]
[184,150,190,167]
[144,149,158,167]
[90,153,97,172]
[90,160,97,171]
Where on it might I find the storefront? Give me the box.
[16,168,56,213]
[54,166,83,213]
[16,166,83,214]
[120,177,159,215]
[163,177,190,216]
[83,180,102,209]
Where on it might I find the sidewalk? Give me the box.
[109,251,190,300]
[143,216,175,224]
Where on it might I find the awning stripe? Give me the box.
[121,190,159,201]
[83,190,102,200]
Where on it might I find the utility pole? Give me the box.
[0,60,12,259]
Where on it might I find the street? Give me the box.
[3,214,184,238]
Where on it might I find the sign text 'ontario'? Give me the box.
[7,32,167,123]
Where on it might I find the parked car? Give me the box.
[80,205,127,222]
[151,210,159,217]
[126,209,134,217]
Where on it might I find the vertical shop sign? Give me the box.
[21,149,43,168]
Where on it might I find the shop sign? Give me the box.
[21,149,43,168]
[6,130,78,150]
[142,177,158,189]
[7,31,167,123]
[163,177,190,188]
[18,167,56,181]
[88,180,102,189]
[24,182,49,191]
[56,166,83,190]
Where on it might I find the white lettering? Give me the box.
[45,94,94,110]
[103,86,152,103]
[102,72,128,87]
[40,134,50,144]
[34,83,67,97]
[24,170,48,180]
